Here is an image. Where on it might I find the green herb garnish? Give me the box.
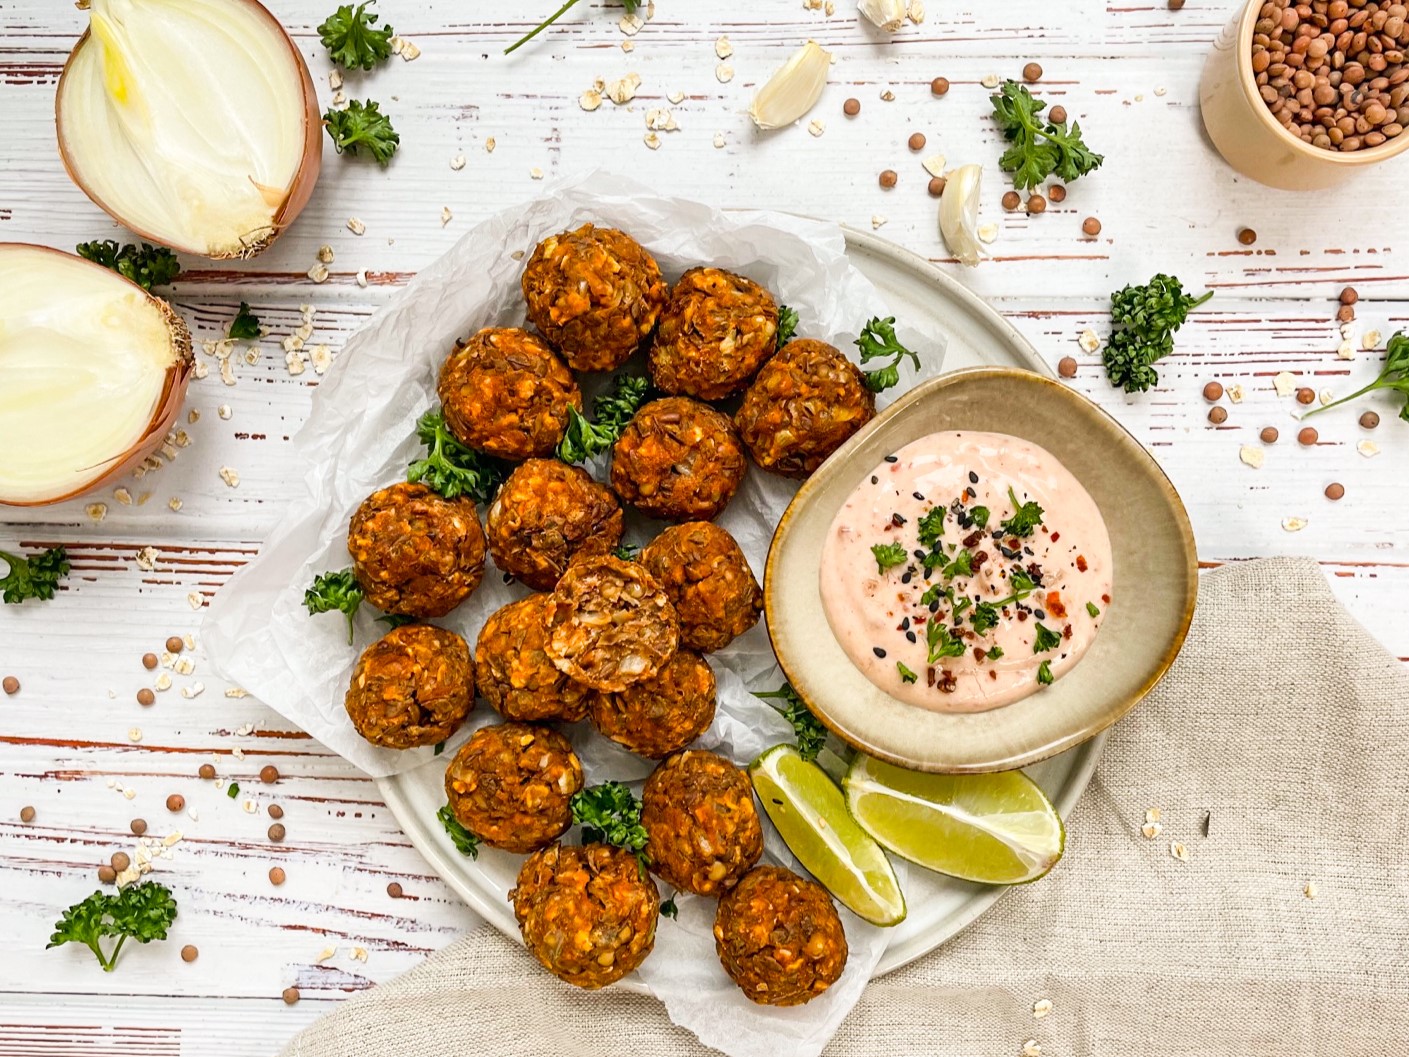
[1000,487,1044,538]
[1037,660,1053,685]
[871,541,908,574]
[303,569,364,644]
[226,783,239,799]
[758,682,827,763]
[433,741,445,756]
[1303,331,1409,423]
[228,302,261,341]
[1101,274,1213,393]
[942,550,974,581]
[896,661,918,684]
[1086,601,1101,618]
[919,583,950,608]
[927,620,966,663]
[969,506,990,529]
[324,99,400,166]
[917,508,946,550]
[856,316,921,393]
[0,546,70,605]
[1033,622,1061,653]
[776,305,799,348]
[47,881,178,972]
[506,0,642,54]
[408,408,506,503]
[990,80,1103,191]
[572,783,649,867]
[319,1,396,70]
[376,613,417,630]
[557,373,651,463]
[660,895,678,919]
[437,804,480,858]
[986,645,1005,661]
[76,241,180,292]
[970,601,1000,635]
[613,543,639,561]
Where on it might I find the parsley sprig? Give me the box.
[871,541,908,574]
[572,783,649,867]
[757,682,828,763]
[990,80,1103,191]
[507,0,641,54]
[926,620,967,663]
[1000,487,1044,537]
[47,881,178,972]
[324,100,400,166]
[319,1,396,70]
[228,302,261,341]
[856,316,921,392]
[303,569,364,643]
[776,305,799,348]
[557,373,651,463]
[438,804,481,858]
[408,408,507,503]
[1033,622,1061,653]
[1303,331,1409,423]
[0,546,69,605]
[1102,274,1214,393]
[76,241,180,292]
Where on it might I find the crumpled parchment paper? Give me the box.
[203,170,945,1057]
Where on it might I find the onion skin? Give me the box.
[53,0,323,261]
[0,243,194,508]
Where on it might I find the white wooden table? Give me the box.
[2,0,1404,1051]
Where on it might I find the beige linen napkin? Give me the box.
[283,557,1409,1056]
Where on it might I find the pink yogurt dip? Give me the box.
[819,431,1113,713]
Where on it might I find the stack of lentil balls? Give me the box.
[337,223,864,1005]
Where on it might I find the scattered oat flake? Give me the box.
[880,89,895,102]
[605,73,641,105]
[825,0,835,12]
[621,39,634,52]
[715,35,733,59]
[1239,445,1265,469]
[579,89,603,111]
[155,673,172,692]
[193,361,209,380]
[114,487,133,506]
[667,89,685,104]
[168,497,183,512]
[181,682,206,699]
[1273,371,1297,397]
[485,137,496,152]
[317,245,334,264]
[619,12,643,34]
[1078,329,1100,353]
[184,633,195,651]
[307,262,330,284]
[163,830,183,848]
[218,405,232,420]
[396,37,421,61]
[328,70,343,90]
[1022,1041,1041,1057]
[1155,85,1168,96]
[907,0,925,21]
[1319,388,1335,406]
[347,217,366,236]
[128,727,142,743]
[1169,841,1188,862]
[715,63,734,83]
[1226,383,1245,403]
[1303,881,1318,899]
[352,947,369,962]
[286,350,308,376]
[187,410,200,425]
[645,108,678,131]
[1141,821,1163,839]
[218,466,240,489]
[1337,341,1356,360]
[977,223,999,244]
[356,270,369,288]
[870,215,888,229]
[1032,998,1052,1019]
[921,154,947,178]
[1282,516,1309,533]
[331,91,347,109]
[186,807,199,821]
[441,206,454,226]
[86,502,107,521]
[981,73,1000,88]
[243,799,258,814]
[1145,807,1161,822]
[644,131,662,150]
[174,657,194,676]
[808,119,826,136]
[449,152,467,172]
[187,592,204,610]
[231,746,246,760]
[315,946,337,963]
[713,132,726,149]
[1356,440,1381,458]
[311,345,334,375]
[1363,330,1381,350]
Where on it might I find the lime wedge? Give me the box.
[749,745,906,927]
[843,755,1065,886]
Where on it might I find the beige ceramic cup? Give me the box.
[1200,0,1409,190]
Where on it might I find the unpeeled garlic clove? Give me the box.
[858,0,907,31]
[939,164,985,267]
[748,41,833,131]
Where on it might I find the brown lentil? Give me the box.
[141,653,159,671]
[1296,387,1317,405]
[879,169,898,189]
[268,804,284,820]
[908,132,927,151]
[1238,227,1258,245]
[843,97,861,116]
[1169,0,1185,10]
[282,987,301,1005]
[1340,286,1359,305]
[166,636,184,654]
[1048,183,1068,202]
[137,688,155,707]
[268,823,286,842]
[387,881,404,898]
[1325,482,1346,500]
[181,945,199,963]
[198,763,216,780]
[2,676,18,696]
[930,76,950,95]
[1261,426,1281,443]
[1023,62,1044,82]
[1337,304,1356,322]
[20,805,35,823]
[1208,406,1229,424]
[97,865,117,884]
[1249,0,1408,152]
[1360,410,1381,428]
[130,818,147,836]
[1298,426,1320,445]
[927,176,947,196]
[166,794,185,812]
[269,866,287,886]
[1082,216,1102,236]
[1027,194,1047,214]
[1058,356,1079,378]
[111,851,130,872]
[1002,190,1022,211]
[1203,381,1225,402]
[260,765,280,784]
[1049,105,1068,124]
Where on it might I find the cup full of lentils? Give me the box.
[1200,0,1409,189]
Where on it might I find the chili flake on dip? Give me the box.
[819,431,1113,712]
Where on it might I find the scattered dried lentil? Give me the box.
[1360,410,1380,429]
[927,176,946,196]
[1002,190,1022,210]
[1203,381,1225,402]
[1058,356,1079,378]
[270,866,287,886]
[260,765,280,784]
[20,805,35,823]
[1261,426,1280,443]
[283,987,301,1005]
[1325,482,1346,500]
[1238,227,1258,245]
[269,804,285,820]
[130,818,147,835]
[181,945,199,963]
[1298,426,1319,445]
[1296,387,1317,405]
[1208,405,1229,424]
[137,688,155,707]
[1023,61,1043,82]
[844,97,861,116]
[2,676,18,695]
[1048,183,1067,202]
[142,653,159,671]
[166,794,185,813]
[1049,105,1068,124]
[1340,287,1359,305]
[166,636,184,654]
[879,169,898,188]
[269,823,286,842]
[387,881,404,898]
[1027,193,1047,213]
[198,763,216,780]
[930,76,949,95]
[97,864,117,884]
[1082,216,1102,236]
[908,131,926,151]
[111,851,131,872]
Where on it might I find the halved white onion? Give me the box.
[0,244,193,506]
[55,0,322,260]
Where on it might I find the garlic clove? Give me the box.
[939,164,985,267]
[857,0,907,32]
[749,41,833,131]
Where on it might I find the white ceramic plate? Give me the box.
[376,226,1107,984]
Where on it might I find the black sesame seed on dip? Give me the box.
[872,647,887,658]
[871,475,879,485]
[884,455,898,463]
[968,471,979,484]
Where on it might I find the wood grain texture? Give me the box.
[1,0,1405,1051]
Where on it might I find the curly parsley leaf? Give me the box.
[76,241,180,292]
[920,582,951,608]
[1033,622,1061,653]
[303,569,364,644]
[47,881,178,972]
[896,661,918,684]
[0,546,70,605]
[408,408,507,503]
[437,804,481,858]
[871,541,908,574]
[927,620,966,663]
[970,601,1000,635]
[990,80,1103,191]
[942,549,974,581]
[1037,660,1054,685]
[572,783,649,866]
[917,507,946,550]
[1086,601,1101,618]
[613,543,639,561]
[324,99,400,166]
[776,305,799,349]
[228,302,261,340]
[969,505,990,529]
[985,644,1005,661]
[557,373,650,463]
[856,316,921,393]
[1102,274,1213,393]
[1000,486,1044,538]
[319,1,396,70]
[1304,331,1409,423]
[507,0,641,54]
[659,895,679,919]
[758,682,827,763]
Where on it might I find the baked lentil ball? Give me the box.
[485,459,624,591]
[437,327,581,461]
[611,397,747,522]
[648,267,780,401]
[714,865,848,1007]
[511,842,659,989]
[344,624,474,749]
[348,482,486,618]
[475,593,592,723]
[521,224,669,373]
[545,555,680,692]
[444,722,584,854]
[588,649,716,759]
[640,522,762,654]
[641,749,763,896]
[734,339,876,479]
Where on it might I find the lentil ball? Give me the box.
[1298,427,1320,445]
[1325,482,1346,500]
[1203,381,1225,402]
[1058,356,1079,378]
[1238,227,1258,246]
[1296,387,1317,405]
[1261,426,1280,443]
[97,865,117,884]
[137,688,155,707]
[486,459,623,589]
[20,805,35,823]
[475,594,593,723]
[2,676,18,695]
[1208,406,1229,424]
[142,653,159,670]
[1023,62,1043,82]
[268,823,286,842]
[260,765,279,784]
[130,818,147,836]
[930,76,950,95]
[166,636,184,654]
[1082,217,1102,236]
[879,169,898,189]
[908,132,927,151]
[282,987,301,1005]
[1002,191,1022,211]
[1360,410,1381,429]
[642,750,763,896]
[111,851,130,872]
[269,867,286,886]
[843,97,861,116]
[444,723,583,853]
[649,266,780,401]
[387,881,403,898]
[927,176,947,196]
[1340,287,1359,305]
[198,763,216,780]
[166,794,185,813]
[611,399,747,522]
[181,945,199,963]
